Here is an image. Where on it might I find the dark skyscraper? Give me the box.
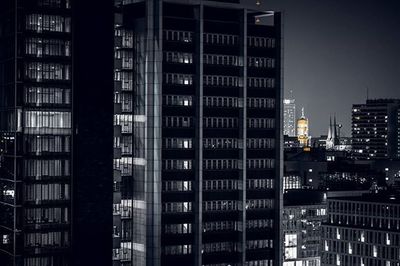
[352,99,400,160]
[0,0,282,265]
[0,0,114,265]
[113,0,282,265]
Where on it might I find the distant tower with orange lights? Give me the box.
[297,107,309,147]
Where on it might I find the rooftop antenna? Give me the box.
[366,86,369,100]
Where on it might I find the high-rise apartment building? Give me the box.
[113,1,283,265]
[352,99,400,160]
[0,0,114,265]
[283,99,296,137]
[321,193,400,266]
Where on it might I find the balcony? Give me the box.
[114,80,122,92]
[114,125,122,137]
[114,169,122,182]
[114,58,122,69]
[114,102,122,114]
[114,36,122,48]
[113,192,121,204]
[114,147,122,158]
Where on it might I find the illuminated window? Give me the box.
[373,245,377,257]
[386,233,391,245]
[336,228,340,239]
[285,234,297,247]
[284,247,297,259]
[26,14,70,33]
[2,235,9,244]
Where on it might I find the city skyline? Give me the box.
[264,0,400,136]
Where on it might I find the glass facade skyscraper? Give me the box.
[0,0,114,265]
[1,0,282,265]
[112,1,283,265]
[0,1,72,265]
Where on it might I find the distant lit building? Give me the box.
[284,147,389,190]
[284,135,301,149]
[335,137,352,152]
[297,108,310,147]
[321,192,400,266]
[352,99,400,160]
[284,99,296,137]
[311,136,327,149]
[283,173,302,191]
[283,190,327,266]
[398,108,400,158]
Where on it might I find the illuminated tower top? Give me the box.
[297,107,309,147]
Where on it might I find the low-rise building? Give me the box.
[321,192,400,266]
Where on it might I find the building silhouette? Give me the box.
[0,0,115,265]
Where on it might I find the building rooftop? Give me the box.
[365,99,400,104]
[284,189,327,206]
[330,192,400,204]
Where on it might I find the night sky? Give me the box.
[254,0,400,136]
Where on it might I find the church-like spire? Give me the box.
[332,114,337,145]
[327,116,332,140]
[326,115,335,150]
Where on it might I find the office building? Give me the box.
[283,190,327,266]
[113,0,283,265]
[0,0,114,265]
[284,99,296,137]
[321,192,400,266]
[352,99,400,160]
